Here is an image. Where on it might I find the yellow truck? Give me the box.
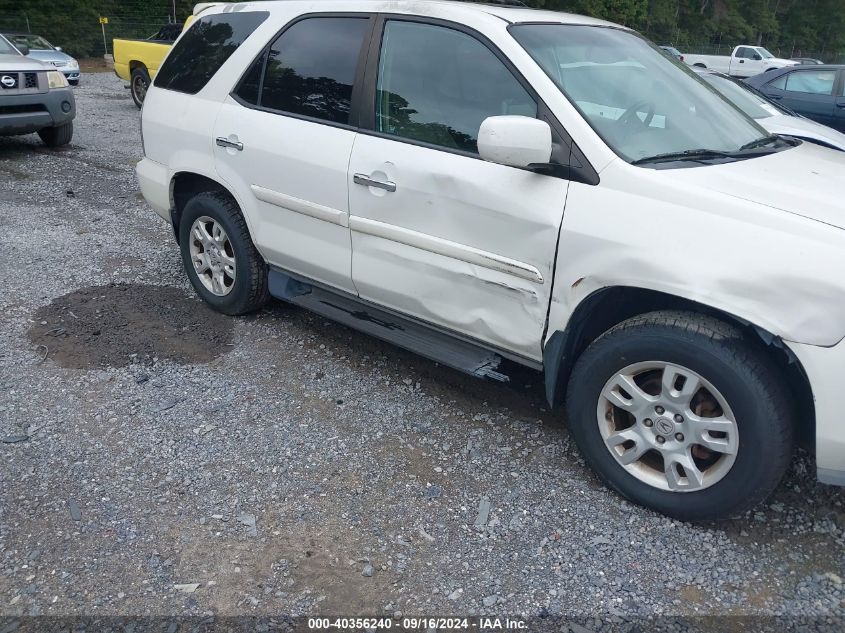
[114,24,181,108]
[113,9,207,108]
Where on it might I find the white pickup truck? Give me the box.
[684,45,797,78]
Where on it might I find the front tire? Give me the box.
[565,311,794,521]
[178,191,269,315]
[130,67,150,109]
[38,121,73,147]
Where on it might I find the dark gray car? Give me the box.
[745,65,845,133]
[0,35,76,146]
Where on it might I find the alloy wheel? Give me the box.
[596,361,739,492]
[189,216,236,296]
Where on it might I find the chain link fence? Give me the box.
[2,9,842,64]
[0,12,175,58]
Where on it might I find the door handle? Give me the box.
[354,173,396,192]
[836,103,845,109]
[216,137,243,151]
[769,94,782,100]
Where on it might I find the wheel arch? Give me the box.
[543,285,814,446]
[170,172,241,244]
[129,60,149,74]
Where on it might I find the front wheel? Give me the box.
[565,311,794,521]
[178,191,269,315]
[130,67,150,109]
[38,121,73,146]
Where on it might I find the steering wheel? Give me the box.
[618,100,656,128]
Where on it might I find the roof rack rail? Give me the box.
[458,0,529,7]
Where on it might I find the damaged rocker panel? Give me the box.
[268,268,512,381]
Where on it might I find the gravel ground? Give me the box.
[1,72,845,631]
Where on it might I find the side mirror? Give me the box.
[753,53,762,60]
[477,116,552,169]
[17,43,29,56]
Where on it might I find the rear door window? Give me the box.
[154,11,269,94]
[256,17,371,125]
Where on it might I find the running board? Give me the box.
[268,270,509,382]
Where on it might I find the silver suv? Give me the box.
[0,34,75,146]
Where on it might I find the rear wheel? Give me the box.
[38,121,73,147]
[178,191,269,315]
[130,66,150,109]
[565,311,794,521]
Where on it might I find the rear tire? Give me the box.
[565,311,794,522]
[178,191,269,316]
[130,67,150,109]
[37,121,73,147]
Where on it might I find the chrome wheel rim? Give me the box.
[189,216,236,297]
[133,75,147,102]
[597,361,739,492]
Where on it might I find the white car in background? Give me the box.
[698,70,845,151]
[138,0,845,522]
[685,45,797,78]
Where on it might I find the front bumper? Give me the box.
[136,157,171,222]
[786,339,845,485]
[0,86,75,135]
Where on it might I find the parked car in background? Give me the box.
[114,30,177,108]
[140,0,845,522]
[745,65,845,132]
[3,33,80,85]
[660,45,683,62]
[0,35,75,145]
[792,57,824,65]
[684,45,797,78]
[113,17,198,108]
[698,70,845,151]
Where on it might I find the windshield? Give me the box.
[757,48,775,59]
[510,24,770,163]
[699,73,785,119]
[0,35,19,55]
[7,34,54,50]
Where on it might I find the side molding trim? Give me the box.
[349,216,544,284]
[250,184,348,227]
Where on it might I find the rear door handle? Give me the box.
[216,137,243,151]
[353,173,396,192]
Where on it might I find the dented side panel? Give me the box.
[348,134,568,361]
[546,153,845,349]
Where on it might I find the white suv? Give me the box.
[138,0,845,521]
